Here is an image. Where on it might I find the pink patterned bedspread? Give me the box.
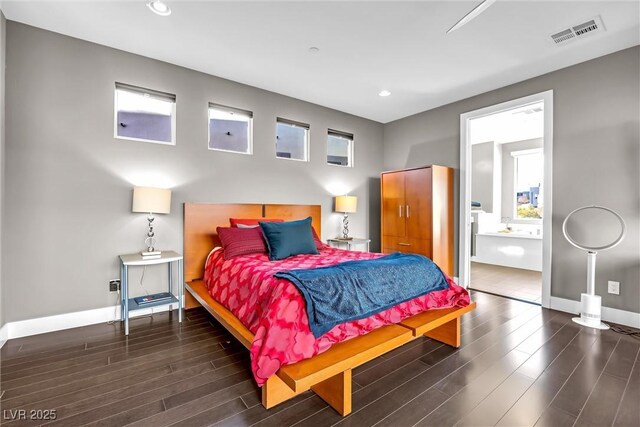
[204,245,470,385]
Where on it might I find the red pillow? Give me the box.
[227,218,324,249]
[230,218,283,228]
[217,226,267,260]
[311,227,325,250]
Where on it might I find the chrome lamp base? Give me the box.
[141,214,161,256]
[341,213,353,239]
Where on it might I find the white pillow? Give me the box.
[236,223,259,229]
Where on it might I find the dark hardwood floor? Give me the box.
[1,292,638,426]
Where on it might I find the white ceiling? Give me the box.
[2,0,639,123]
[470,101,544,145]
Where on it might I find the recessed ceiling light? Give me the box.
[378,90,392,97]
[147,1,171,16]
[309,47,320,54]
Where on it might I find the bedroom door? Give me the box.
[459,90,553,307]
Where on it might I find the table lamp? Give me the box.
[132,186,171,256]
[335,195,357,239]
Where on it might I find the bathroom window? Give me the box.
[208,103,253,154]
[513,148,543,219]
[114,83,176,145]
[327,130,354,167]
[276,118,309,161]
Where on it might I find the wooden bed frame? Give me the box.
[183,203,476,416]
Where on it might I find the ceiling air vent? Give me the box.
[573,19,600,36]
[551,29,575,44]
[550,16,605,45]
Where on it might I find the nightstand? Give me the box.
[327,238,371,252]
[119,250,183,335]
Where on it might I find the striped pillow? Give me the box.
[229,218,284,227]
[216,226,267,260]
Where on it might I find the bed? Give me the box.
[183,203,475,415]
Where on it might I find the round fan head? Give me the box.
[563,205,625,252]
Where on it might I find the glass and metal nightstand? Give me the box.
[327,238,371,252]
[119,250,183,335]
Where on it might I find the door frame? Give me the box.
[458,90,553,308]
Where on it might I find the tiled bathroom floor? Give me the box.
[470,261,542,303]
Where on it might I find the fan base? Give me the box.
[572,317,609,330]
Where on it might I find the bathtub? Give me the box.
[474,231,542,271]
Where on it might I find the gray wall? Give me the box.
[0,12,5,329]
[384,46,640,313]
[501,138,544,220]
[471,141,495,213]
[3,22,383,322]
[3,21,638,324]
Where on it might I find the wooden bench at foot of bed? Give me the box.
[399,302,477,347]
[185,279,475,416]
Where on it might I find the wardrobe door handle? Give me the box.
[406,205,410,218]
[399,205,403,218]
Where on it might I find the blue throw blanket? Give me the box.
[274,252,449,337]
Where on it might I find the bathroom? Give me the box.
[469,103,544,304]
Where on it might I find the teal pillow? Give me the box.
[259,217,319,261]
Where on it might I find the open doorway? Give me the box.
[459,91,553,307]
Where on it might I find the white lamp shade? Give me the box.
[132,187,171,214]
[335,195,357,213]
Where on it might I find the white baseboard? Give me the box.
[0,323,8,348]
[550,296,640,329]
[1,295,635,349]
[0,299,183,347]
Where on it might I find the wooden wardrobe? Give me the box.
[381,165,454,276]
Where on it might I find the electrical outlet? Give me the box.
[109,279,121,292]
[607,280,620,295]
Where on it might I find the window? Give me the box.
[327,130,354,167]
[513,148,543,219]
[114,83,176,145]
[276,118,309,161]
[208,103,253,154]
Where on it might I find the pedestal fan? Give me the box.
[562,205,626,330]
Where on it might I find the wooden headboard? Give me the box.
[183,203,322,283]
